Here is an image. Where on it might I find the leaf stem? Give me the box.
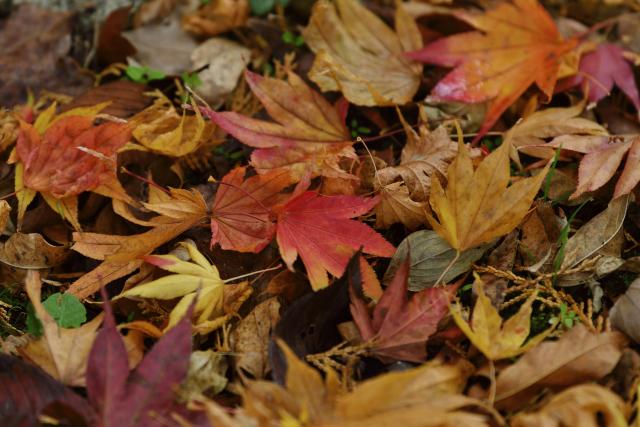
[434,250,460,287]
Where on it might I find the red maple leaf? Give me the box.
[275,184,395,290]
[210,166,294,253]
[350,257,457,362]
[16,116,130,198]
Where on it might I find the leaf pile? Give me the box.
[2,0,640,426]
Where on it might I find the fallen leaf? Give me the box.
[0,232,69,269]
[210,166,293,253]
[130,94,215,157]
[180,350,228,400]
[0,5,92,106]
[495,323,628,410]
[508,102,608,162]
[190,38,251,107]
[377,121,458,202]
[571,136,640,199]
[0,353,95,426]
[562,43,640,111]
[202,70,355,180]
[611,277,640,344]
[518,202,562,272]
[451,274,553,360]
[118,240,232,333]
[68,188,208,298]
[275,186,395,289]
[374,181,426,230]
[182,0,249,37]
[511,384,629,427]
[427,137,550,252]
[60,80,151,118]
[350,255,457,362]
[303,0,423,106]
[560,195,628,270]
[87,290,194,426]
[20,270,103,387]
[0,200,9,233]
[407,0,578,139]
[231,297,281,379]
[123,14,198,75]
[385,230,489,291]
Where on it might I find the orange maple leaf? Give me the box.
[16,116,130,198]
[407,0,578,140]
[210,166,294,253]
[201,70,356,180]
[275,183,395,290]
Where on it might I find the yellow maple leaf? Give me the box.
[450,275,554,360]
[117,240,249,334]
[427,136,549,252]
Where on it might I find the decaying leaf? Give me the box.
[0,232,69,269]
[495,323,628,410]
[182,0,249,37]
[385,230,489,291]
[350,256,456,362]
[377,120,458,202]
[408,0,578,139]
[451,274,554,360]
[374,181,426,230]
[303,0,423,106]
[203,70,355,180]
[427,137,550,252]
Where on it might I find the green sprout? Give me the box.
[125,65,166,84]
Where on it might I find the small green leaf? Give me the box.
[181,72,203,89]
[250,0,289,16]
[125,66,146,83]
[42,293,86,328]
[26,303,42,337]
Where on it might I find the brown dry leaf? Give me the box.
[427,136,550,252]
[68,188,208,298]
[509,102,608,163]
[451,274,554,360]
[518,202,562,272]
[130,94,215,157]
[207,341,497,427]
[495,323,628,411]
[231,297,281,380]
[374,181,426,230]
[0,200,10,234]
[303,0,423,106]
[611,277,640,344]
[20,270,103,387]
[0,232,69,269]
[182,0,249,37]
[377,119,458,202]
[511,384,629,427]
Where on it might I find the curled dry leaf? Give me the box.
[377,119,458,202]
[511,384,629,427]
[203,70,355,180]
[451,274,554,360]
[374,181,426,230]
[408,0,578,139]
[508,101,608,162]
[0,232,69,269]
[427,137,550,252]
[303,0,423,106]
[130,94,215,157]
[495,323,628,411]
